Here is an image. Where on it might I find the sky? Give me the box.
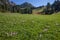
[10,0,55,7]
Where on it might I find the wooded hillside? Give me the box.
[0,0,60,14]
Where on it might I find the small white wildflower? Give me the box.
[45,25,50,28]
[12,32,17,35]
[55,23,60,26]
[22,20,25,23]
[5,32,10,37]
[39,34,42,38]
[32,21,35,23]
[10,32,17,36]
[6,33,10,36]
[5,32,18,37]
[43,28,48,32]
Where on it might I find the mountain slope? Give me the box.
[20,2,35,9]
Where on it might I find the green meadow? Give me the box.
[0,13,60,40]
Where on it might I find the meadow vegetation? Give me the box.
[0,12,60,40]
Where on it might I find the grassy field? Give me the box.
[0,13,60,40]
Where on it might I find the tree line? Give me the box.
[0,0,60,14]
[43,0,60,14]
[0,0,34,14]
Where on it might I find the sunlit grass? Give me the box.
[0,13,60,40]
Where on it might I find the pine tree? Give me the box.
[44,2,53,14]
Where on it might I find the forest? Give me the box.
[0,0,60,14]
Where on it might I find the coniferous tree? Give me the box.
[43,2,53,14]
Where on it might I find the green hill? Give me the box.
[0,13,60,40]
[32,7,45,14]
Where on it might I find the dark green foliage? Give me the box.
[20,2,34,14]
[52,0,60,12]
[44,2,52,14]
[0,0,60,14]
[44,0,60,14]
[20,8,32,14]
[0,0,33,14]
